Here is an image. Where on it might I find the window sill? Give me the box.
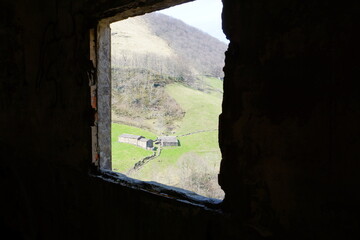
[91,169,223,212]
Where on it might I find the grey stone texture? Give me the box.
[97,20,112,170]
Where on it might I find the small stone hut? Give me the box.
[118,134,153,150]
[138,137,154,150]
[158,136,179,147]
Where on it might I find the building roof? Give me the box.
[119,134,142,139]
[138,138,152,142]
[158,136,178,143]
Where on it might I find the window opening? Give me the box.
[99,0,227,199]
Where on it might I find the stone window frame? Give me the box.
[89,0,224,209]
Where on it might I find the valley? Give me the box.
[110,12,227,199]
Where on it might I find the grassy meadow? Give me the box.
[111,124,156,172]
[111,77,224,198]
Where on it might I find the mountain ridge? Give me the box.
[143,12,227,78]
[111,12,227,79]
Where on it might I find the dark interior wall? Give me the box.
[0,0,359,239]
[220,0,360,239]
[0,0,226,239]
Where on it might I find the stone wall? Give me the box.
[219,0,360,238]
[0,0,359,239]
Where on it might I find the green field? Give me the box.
[201,76,224,98]
[111,77,224,198]
[111,124,156,172]
[165,83,222,134]
[204,77,223,91]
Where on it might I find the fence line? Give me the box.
[127,146,162,175]
[176,129,218,137]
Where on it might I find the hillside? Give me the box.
[143,13,227,78]
[111,15,174,57]
[111,12,227,81]
[112,82,224,199]
[111,12,227,134]
[110,12,226,198]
